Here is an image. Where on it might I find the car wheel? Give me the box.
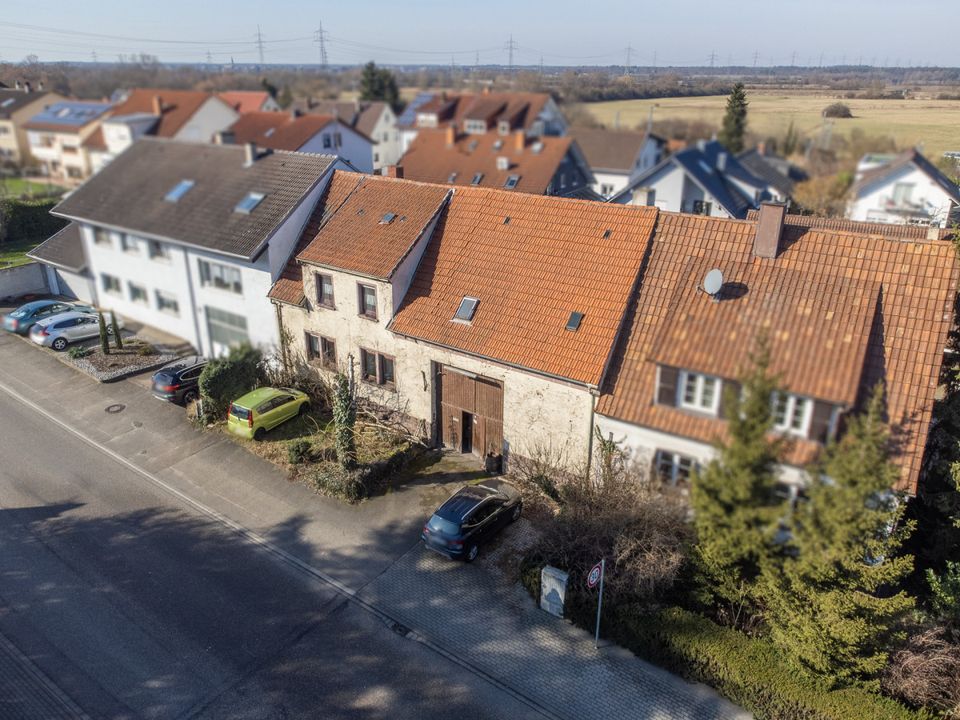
[511,503,522,522]
[298,402,310,416]
[183,390,198,405]
[465,544,479,563]
[52,337,68,351]
[253,427,266,441]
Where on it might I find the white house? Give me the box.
[23,100,113,184]
[32,138,345,356]
[570,127,665,198]
[291,100,402,170]
[847,149,960,227]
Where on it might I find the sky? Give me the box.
[2,0,958,68]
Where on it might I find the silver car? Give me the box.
[29,311,122,351]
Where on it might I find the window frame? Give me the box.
[771,392,813,437]
[120,234,138,254]
[359,347,396,389]
[655,450,698,487]
[148,240,169,261]
[155,289,179,315]
[315,272,335,309]
[357,283,378,320]
[198,259,243,295]
[128,281,148,305]
[677,370,721,415]
[101,272,121,294]
[93,227,111,247]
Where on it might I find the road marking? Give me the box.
[0,379,564,720]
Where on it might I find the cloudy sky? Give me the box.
[2,0,957,67]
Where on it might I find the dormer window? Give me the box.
[504,175,520,189]
[471,172,483,185]
[164,179,194,203]
[453,296,479,323]
[234,192,265,214]
[772,392,813,436]
[678,370,721,415]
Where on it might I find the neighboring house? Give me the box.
[218,91,280,113]
[736,143,807,200]
[612,139,777,218]
[32,138,344,356]
[0,85,65,166]
[269,171,657,468]
[396,90,567,154]
[847,149,960,227]
[570,127,665,198]
[85,89,239,173]
[293,99,401,170]
[595,203,959,496]
[24,100,114,184]
[223,111,374,173]
[400,126,595,197]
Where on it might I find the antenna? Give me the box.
[702,268,724,300]
[314,22,329,69]
[256,24,265,66]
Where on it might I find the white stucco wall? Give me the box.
[848,164,958,227]
[173,98,239,143]
[266,170,335,280]
[368,106,402,169]
[45,266,95,303]
[298,122,373,173]
[592,171,631,199]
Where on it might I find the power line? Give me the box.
[314,22,329,68]
[505,33,518,74]
[256,25,265,65]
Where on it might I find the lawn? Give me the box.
[0,239,41,268]
[584,93,960,160]
[0,176,62,199]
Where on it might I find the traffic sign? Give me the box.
[587,561,602,588]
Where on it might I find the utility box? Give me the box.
[540,565,569,618]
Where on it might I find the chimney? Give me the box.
[152,94,163,116]
[716,151,727,171]
[445,124,456,147]
[514,129,525,152]
[696,139,707,152]
[243,142,257,167]
[382,165,404,179]
[757,140,766,156]
[290,108,302,119]
[754,202,787,259]
[23,81,31,94]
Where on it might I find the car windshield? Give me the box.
[230,404,250,420]
[427,514,460,536]
[9,308,30,318]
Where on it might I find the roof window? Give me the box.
[503,217,511,225]
[493,139,503,150]
[448,172,458,183]
[471,172,484,185]
[453,296,479,323]
[164,179,195,203]
[1,98,14,108]
[264,127,275,137]
[531,141,544,154]
[565,311,584,332]
[603,229,612,239]
[468,139,479,152]
[504,175,520,189]
[234,191,266,214]
[380,212,396,224]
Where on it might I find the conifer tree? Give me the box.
[718,82,748,154]
[761,385,914,688]
[110,310,123,350]
[691,338,786,623]
[98,312,109,355]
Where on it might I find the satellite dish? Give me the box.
[703,268,724,296]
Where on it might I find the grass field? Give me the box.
[585,93,960,160]
[0,239,41,268]
[0,177,62,199]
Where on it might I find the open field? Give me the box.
[0,239,40,268]
[585,93,960,160]
[0,177,62,199]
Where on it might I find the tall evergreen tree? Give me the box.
[691,339,786,623]
[359,61,400,110]
[718,82,748,154]
[761,385,915,688]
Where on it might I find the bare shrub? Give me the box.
[882,624,960,717]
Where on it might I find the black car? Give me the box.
[151,356,207,405]
[421,480,522,562]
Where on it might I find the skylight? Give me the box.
[471,172,484,185]
[448,172,458,183]
[565,311,584,332]
[234,191,266,214]
[380,212,396,224]
[264,127,275,137]
[453,296,479,323]
[164,179,195,203]
[504,175,520,189]
[0,98,14,108]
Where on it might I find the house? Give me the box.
[0,84,65,166]
[30,138,345,356]
[218,91,280,114]
[399,126,595,197]
[396,90,567,155]
[570,127,665,198]
[24,100,114,184]
[223,111,374,173]
[612,139,779,218]
[269,172,657,467]
[847,149,960,227]
[84,89,239,173]
[736,143,807,200]
[292,99,401,170]
[595,203,959,496]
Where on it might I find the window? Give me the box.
[206,306,249,349]
[382,131,389,141]
[198,259,243,294]
[306,333,337,369]
[892,182,914,206]
[772,392,812,436]
[164,179,194,203]
[316,273,335,308]
[334,132,342,147]
[447,172,458,183]
[156,290,179,315]
[678,370,721,414]
[128,282,148,304]
[101,273,121,294]
[373,152,379,163]
[471,172,483,185]
[560,173,567,189]
[234,191,265,214]
[120,234,138,254]
[93,227,111,246]
[148,240,169,260]
[358,283,377,320]
[692,200,713,216]
[360,348,395,387]
[322,134,332,149]
[453,296,479,322]
[600,183,614,196]
[655,450,698,487]
[504,175,520,189]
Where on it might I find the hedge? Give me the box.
[198,344,263,419]
[522,566,927,720]
[0,198,66,244]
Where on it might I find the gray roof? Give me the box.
[0,89,52,119]
[737,148,807,197]
[27,222,86,271]
[52,138,337,260]
[851,149,960,204]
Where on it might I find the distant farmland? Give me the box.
[584,93,960,160]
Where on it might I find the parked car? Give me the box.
[421,480,522,562]
[3,299,95,335]
[151,356,208,405]
[226,387,310,440]
[29,311,121,351]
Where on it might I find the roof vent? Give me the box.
[471,172,483,185]
[468,139,479,152]
[603,229,612,239]
[565,311,584,332]
[453,296,479,323]
[243,142,257,167]
[380,212,397,224]
[493,139,503,150]
[496,156,509,171]
[503,217,511,225]
[531,141,544,154]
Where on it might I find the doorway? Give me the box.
[461,411,473,453]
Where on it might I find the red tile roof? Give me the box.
[413,91,551,132]
[227,111,338,151]
[218,91,272,114]
[390,189,659,387]
[744,210,952,240]
[109,89,220,138]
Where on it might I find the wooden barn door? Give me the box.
[438,367,504,457]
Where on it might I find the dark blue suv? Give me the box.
[421,480,522,562]
[151,356,208,405]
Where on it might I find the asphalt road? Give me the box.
[0,385,543,720]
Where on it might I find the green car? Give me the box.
[227,387,310,440]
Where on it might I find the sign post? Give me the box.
[587,559,606,649]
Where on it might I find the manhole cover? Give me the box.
[105,403,126,414]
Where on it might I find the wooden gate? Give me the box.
[438,367,503,457]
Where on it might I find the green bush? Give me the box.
[312,464,365,503]
[0,198,66,243]
[287,438,313,465]
[136,342,156,357]
[67,346,91,359]
[198,344,263,420]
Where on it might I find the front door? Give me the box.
[461,411,473,454]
